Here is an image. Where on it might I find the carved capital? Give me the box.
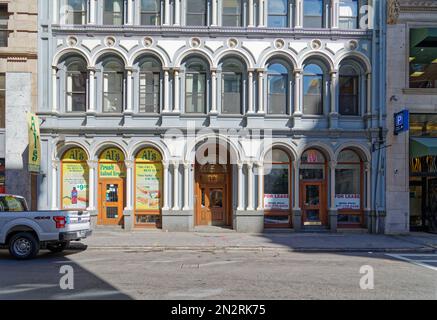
[387,0,400,25]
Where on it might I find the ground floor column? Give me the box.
[247,162,254,211]
[256,162,264,210]
[172,161,180,210]
[329,160,338,232]
[51,160,59,210]
[292,160,302,230]
[237,162,244,210]
[183,162,191,210]
[162,161,170,210]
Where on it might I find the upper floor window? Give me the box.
[65,0,87,24]
[185,58,208,113]
[410,28,437,89]
[0,4,8,47]
[139,57,161,113]
[65,57,87,112]
[339,0,358,29]
[303,0,324,28]
[102,57,125,112]
[103,0,124,25]
[303,63,324,115]
[267,61,289,114]
[339,64,359,116]
[221,58,244,114]
[267,0,289,28]
[141,0,161,25]
[186,0,207,26]
[222,0,242,27]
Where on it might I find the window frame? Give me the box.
[138,57,162,114]
[303,0,327,29]
[0,4,8,47]
[338,0,359,29]
[140,0,161,25]
[266,61,290,115]
[184,58,209,114]
[267,0,291,28]
[303,62,325,116]
[103,0,124,25]
[220,58,244,115]
[66,0,88,25]
[101,58,125,113]
[222,0,243,27]
[186,0,208,26]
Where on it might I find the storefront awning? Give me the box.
[410,137,437,158]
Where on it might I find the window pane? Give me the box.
[302,149,325,163]
[186,73,206,113]
[338,150,360,162]
[303,75,323,114]
[139,72,160,113]
[339,0,358,29]
[222,73,241,114]
[410,28,437,88]
[268,75,287,114]
[186,0,207,26]
[104,0,124,25]
[0,5,7,47]
[268,0,287,14]
[141,0,160,25]
[335,166,360,194]
[272,149,289,162]
[264,164,290,210]
[103,72,123,112]
[303,0,323,28]
[339,75,359,115]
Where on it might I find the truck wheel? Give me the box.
[8,232,39,260]
[47,241,69,253]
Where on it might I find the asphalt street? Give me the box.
[0,247,436,300]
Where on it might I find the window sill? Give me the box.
[402,88,437,95]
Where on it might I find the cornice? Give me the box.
[399,0,437,11]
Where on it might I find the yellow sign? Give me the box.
[62,147,88,162]
[27,112,41,173]
[135,163,162,210]
[62,162,89,209]
[99,148,125,162]
[99,163,125,178]
[135,148,162,162]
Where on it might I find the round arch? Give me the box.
[298,52,335,71]
[334,142,371,163]
[92,48,129,67]
[260,50,298,70]
[55,142,91,161]
[91,141,129,161]
[335,51,372,74]
[298,142,335,161]
[214,49,254,70]
[129,140,170,163]
[175,48,214,69]
[259,141,298,163]
[130,48,170,68]
[53,48,91,68]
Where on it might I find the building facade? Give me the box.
[0,0,38,208]
[38,0,386,232]
[387,0,437,234]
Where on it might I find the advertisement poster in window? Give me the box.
[335,194,360,210]
[62,162,89,209]
[135,163,162,210]
[264,194,289,210]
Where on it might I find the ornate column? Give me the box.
[164,0,171,25]
[125,68,133,113]
[329,160,338,232]
[257,69,264,113]
[52,67,58,113]
[172,161,180,210]
[293,69,303,116]
[292,160,302,230]
[88,68,96,113]
[211,0,218,26]
[258,0,265,27]
[86,160,97,211]
[163,69,170,112]
[173,69,180,112]
[211,69,218,113]
[127,0,134,25]
[247,162,254,211]
[365,161,371,211]
[295,0,303,28]
[329,70,339,129]
[174,0,181,25]
[124,160,134,211]
[53,0,59,24]
[89,0,96,24]
[248,0,254,27]
[247,70,254,113]
[237,162,244,211]
[366,73,372,115]
[162,161,170,210]
[331,0,339,29]
[256,162,264,210]
[51,160,59,210]
[183,162,191,210]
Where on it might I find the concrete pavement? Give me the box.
[81,229,437,253]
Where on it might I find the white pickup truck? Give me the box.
[0,194,92,259]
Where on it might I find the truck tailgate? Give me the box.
[64,211,91,232]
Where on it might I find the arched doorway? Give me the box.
[134,147,163,228]
[97,147,126,225]
[300,149,328,226]
[194,145,232,227]
[60,147,89,209]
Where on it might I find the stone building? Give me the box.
[386,0,437,233]
[37,0,386,232]
[0,0,38,208]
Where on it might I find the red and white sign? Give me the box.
[335,194,360,210]
[264,194,289,210]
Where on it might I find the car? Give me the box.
[0,194,92,259]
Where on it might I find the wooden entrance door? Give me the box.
[198,186,226,226]
[301,182,327,226]
[99,178,124,225]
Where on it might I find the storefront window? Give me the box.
[99,147,126,178]
[61,148,89,209]
[264,149,291,227]
[300,149,325,180]
[335,150,362,225]
[135,148,163,227]
[410,28,437,88]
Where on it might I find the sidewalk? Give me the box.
[80,229,437,253]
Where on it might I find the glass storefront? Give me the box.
[61,148,89,209]
[409,28,437,89]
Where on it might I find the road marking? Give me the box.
[386,254,437,272]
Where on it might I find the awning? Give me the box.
[410,137,437,158]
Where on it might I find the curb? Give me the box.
[81,245,436,253]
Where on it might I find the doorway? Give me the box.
[301,182,327,226]
[98,178,124,225]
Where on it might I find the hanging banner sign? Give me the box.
[264,194,289,210]
[27,112,41,173]
[135,163,162,210]
[335,194,361,210]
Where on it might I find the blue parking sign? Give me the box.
[394,110,409,135]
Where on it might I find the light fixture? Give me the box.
[411,71,425,77]
[409,57,416,62]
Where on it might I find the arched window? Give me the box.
[184,57,208,113]
[141,0,161,25]
[221,58,244,114]
[65,56,87,112]
[264,148,292,227]
[138,57,161,113]
[339,63,360,116]
[102,57,125,113]
[103,0,124,25]
[339,0,366,29]
[65,0,87,24]
[61,147,89,209]
[303,62,325,115]
[303,0,325,28]
[267,61,289,114]
[186,0,207,26]
[222,0,243,26]
[267,0,290,28]
[336,149,363,226]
